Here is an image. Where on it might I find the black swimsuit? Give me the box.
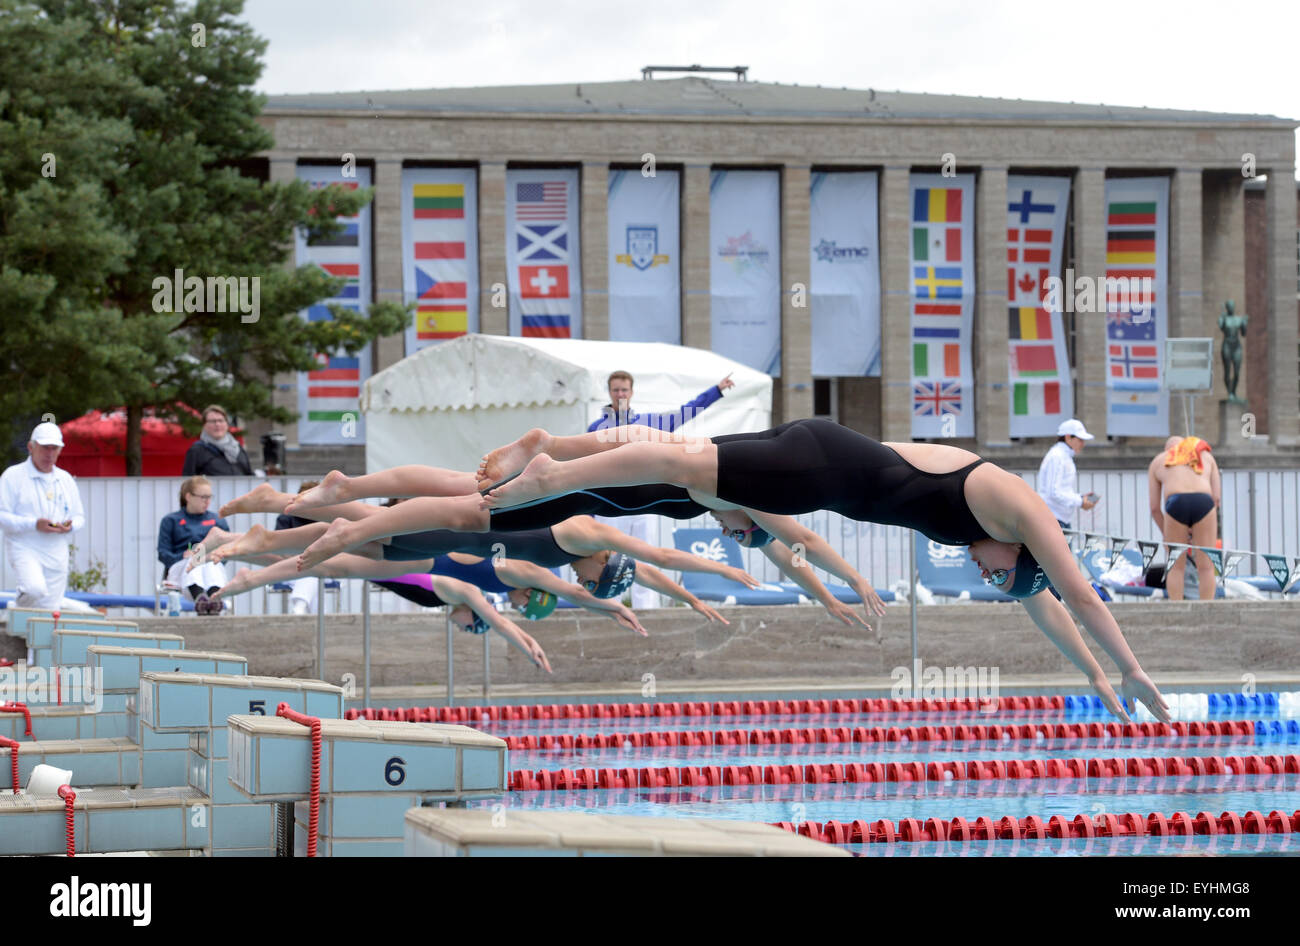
[713,419,991,546]
[382,527,582,568]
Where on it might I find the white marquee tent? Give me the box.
[360,334,773,474]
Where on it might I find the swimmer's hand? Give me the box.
[689,599,728,625]
[611,603,648,637]
[825,597,872,632]
[1088,672,1131,724]
[854,581,889,618]
[726,566,763,590]
[520,632,553,674]
[1121,669,1171,724]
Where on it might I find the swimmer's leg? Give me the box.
[296,494,490,571]
[1190,504,1219,601]
[1162,513,1191,601]
[478,425,707,486]
[292,466,480,509]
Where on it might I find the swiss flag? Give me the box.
[519,265,569,299]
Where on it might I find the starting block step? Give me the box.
[228,716,506,802]
[2,703,129,742]
[1,736,140,789]
[0,786,208,857]
[138,673,343,762]
[23,616,137,651]
[88,645,247,693]
[403,809,849,857]
[52,629,183,669]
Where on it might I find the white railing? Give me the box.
[2,470,1297,616]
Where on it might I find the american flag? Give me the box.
[516,182,567,221]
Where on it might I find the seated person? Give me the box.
[157,475,230,614]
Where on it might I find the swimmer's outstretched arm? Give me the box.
[760,539,874,630]
[746,512,889,622]
[1017,498,1171,723]
[490,557,647,636]
[215,552,425,599]
[431,576,552,673]
[629,562,728,625]
[576,520,762,589]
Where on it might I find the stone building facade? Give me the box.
[254,78,1299,471]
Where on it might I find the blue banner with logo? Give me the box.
[810,171,881,376]
[710,170,781,376]
[607,169,680,343]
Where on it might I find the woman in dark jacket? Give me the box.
[182,405,252,476]
[158,475,232,614]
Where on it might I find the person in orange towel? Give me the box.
[1147,435,1221,600]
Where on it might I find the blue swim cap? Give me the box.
[998,546,1052,599]
[584,552,636,598]
[463,613,491,634]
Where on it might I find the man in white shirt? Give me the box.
[1036,419,1099,530]
[0,423,87,608]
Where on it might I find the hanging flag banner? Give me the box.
[295,164,372,445]
[506,168,581,338]
[1104,177,1169,435]
[1006,175,1072,437]
[909,173,975,438]
[710,169,781,375]
[401,167,478,353]
[810,171,881,377]
[608,169,680,344]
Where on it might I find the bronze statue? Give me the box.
[1218,300,1247,403]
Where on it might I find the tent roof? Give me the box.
[362,334,768,414]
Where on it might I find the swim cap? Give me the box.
[584,552,636,598]
[998,546,1052,599]
[729,523,776,548]
[517,588,557,621]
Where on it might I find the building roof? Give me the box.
[264,77,1296,126]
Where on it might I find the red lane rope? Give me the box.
[277,702,322,857]
[56,785,76,857]
[506,753,1300,792]
[0,736,18,793]
[347,695,1069,723]
[770,809,1300,844]
[0,702,33,738]
[497,719,1257,751]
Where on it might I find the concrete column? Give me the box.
[681,164,711,351]
[1200,174,1246,421]
[781,165,812,422]
[269,155,301,447]
[1073,168,1108,438]
[976,167,1010,447]
[479,162,508,336]
[580,162,609,340]
[879,166,913,442]
[1167,168,1204,438]
[372,158,405,372]
[1265,169,1299,445]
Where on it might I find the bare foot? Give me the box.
[214,567,256,599]
[296,518,357,571]
[219,482,287,517]
[287,469,352,511]
[481,453,559,509]
[209,523,273,565]
[477,428,549,491]
[187,526,239,570]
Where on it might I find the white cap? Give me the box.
[30,422,64,447]
[1057,419,1094,440]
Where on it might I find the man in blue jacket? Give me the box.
[586,369,733,608]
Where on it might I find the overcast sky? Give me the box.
[244,0,1299,170]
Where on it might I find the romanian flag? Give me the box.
[414,183,465,219]
[913,188,963,223]
[1008,306,1053,341]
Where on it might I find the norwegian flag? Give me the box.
[1109,343,1160,379]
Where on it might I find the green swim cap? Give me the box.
[518,588,557,621]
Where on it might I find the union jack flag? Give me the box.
[913,380,963,416]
